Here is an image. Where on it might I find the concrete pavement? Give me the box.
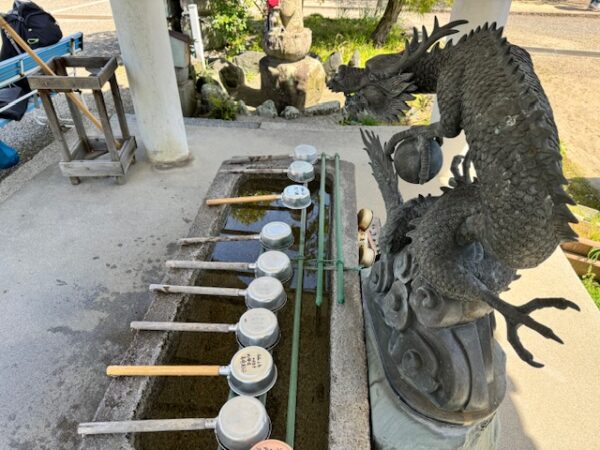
[0,117,599,449]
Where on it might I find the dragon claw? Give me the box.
[501,296,578,366]
[450,155,465,184]
[507,326,543,368]
[483,291,578,367]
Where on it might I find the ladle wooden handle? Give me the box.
[106,365,223,377]
[149,284,243,297]
[178,234,260,245]
[131,321,234,333]
[224,154,289,165]
[166,260,250,271]
[222,168,287,175]
[206,194,280,206]
[78,418,215,435]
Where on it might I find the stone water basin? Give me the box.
[82,158,369,450]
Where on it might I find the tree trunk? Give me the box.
[375,0,388,15]
[371,0,406,47]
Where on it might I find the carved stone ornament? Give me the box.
[333,18,581,424]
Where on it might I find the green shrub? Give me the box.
[305,15,406,66]
[212,0,252,55]
[207,94,238,121]
[582,248,600,309]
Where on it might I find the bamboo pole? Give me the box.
[285,184,308,446]
[315,153,327,307]
[0,15,107,135]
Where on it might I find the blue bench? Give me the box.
[0,32,84,167]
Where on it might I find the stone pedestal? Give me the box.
[259,55,326,112]
[366,321,500,450]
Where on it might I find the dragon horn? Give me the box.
[375,18,469,78]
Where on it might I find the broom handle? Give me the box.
[0,15,105,133]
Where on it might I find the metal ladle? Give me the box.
[150,276,287,312]
[78,395,271,450]
[131,307,280,349]
[166,250,293,283]
[106,345,278,397]
[222,160,315,183]
[177,221,294,250]
[206,184,312,210]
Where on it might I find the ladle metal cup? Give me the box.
[150,276,287,312]
[78,395,271,450]
[166,250,293,283]
[106,345,278,397]
[251,440,294,450]
[177,221,294,250]
[131,308,280,349]
[222,160,315,183]
[206,184,311,210]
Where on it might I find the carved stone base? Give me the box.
[262,27,312,62]
[259,55,327,111]
[366,320,500,450]
[361,266,506,425]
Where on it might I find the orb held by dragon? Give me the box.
[330,18,581,424]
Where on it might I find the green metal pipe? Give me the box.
[315,153,327,307]
[334,154,345,304]
[285,192,308,446]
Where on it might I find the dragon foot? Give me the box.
[384,124,444,157]
[483,292,580,367]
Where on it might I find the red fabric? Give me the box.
[267,0,279,8]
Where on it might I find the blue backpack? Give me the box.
[0,141,19,169]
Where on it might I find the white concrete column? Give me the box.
[449,0,512,38]
[109,0,190,167]
[429,0,512,187]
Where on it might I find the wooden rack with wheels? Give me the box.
[28,56,136,185]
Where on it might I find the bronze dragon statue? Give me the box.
[331,19,580,423]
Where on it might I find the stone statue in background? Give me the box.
[260,0,326,111]
[263,0,311,61]
[331,18,580,426]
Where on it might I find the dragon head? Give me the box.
[328,61,417,122]
[328,18,468,122]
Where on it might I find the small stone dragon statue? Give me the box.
[330,19,580,423]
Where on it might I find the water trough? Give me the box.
[78,155,369,450]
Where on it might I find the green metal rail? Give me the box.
[285,193,308,446]
[315,153,327,307]
[334,154,345,304]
